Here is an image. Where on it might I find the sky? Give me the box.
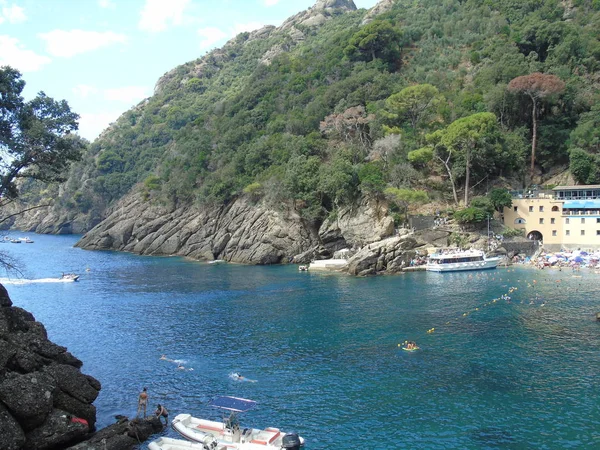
[0,0,380,142]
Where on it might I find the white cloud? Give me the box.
[77,111,122,142]
[1,4,26,23]
[197,27,228,50]
[0,35,51,72]
[72,84,99,99]
[138,0,191,33]
[103,86,149,103]
[263,0,280,6]
[38,29,127,58]
[98,0,115,9]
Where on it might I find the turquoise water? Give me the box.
[2,234,600,449]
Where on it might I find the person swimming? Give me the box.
[230,372,256,382]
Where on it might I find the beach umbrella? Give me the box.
[572,256,584,263]
[548,256,558,264]
[580,251,588,256]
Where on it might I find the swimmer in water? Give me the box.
[231,372,256,382]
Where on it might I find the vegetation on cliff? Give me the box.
[41,0,600,230]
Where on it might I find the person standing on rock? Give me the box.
[136,387,148,418]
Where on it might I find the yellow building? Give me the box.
[502,185,600,251]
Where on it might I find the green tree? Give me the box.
[318,154,357,208]
[489,188,513,213]
[569,103,600,153]
[384,187,429,222]
[344,20,403,66]
[0,67,83,201]
[358,162,385,195]
[507,73,565,178]
[569,147,599,184]
[439,112,499,206]
[384,84,441,130]
[453,206,487,226]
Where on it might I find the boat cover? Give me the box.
[209,396,256,412]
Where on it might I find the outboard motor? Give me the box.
[199,434,218,450]
[281,432,302,450]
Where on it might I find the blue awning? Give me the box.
[562,200,600,209]
[209,396,256,412]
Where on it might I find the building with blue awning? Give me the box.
[502,185,600,251]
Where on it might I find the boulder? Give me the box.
[0,286,103,449]
[0,371,56,429]
[0,402,26,450]
[24,409,90,450]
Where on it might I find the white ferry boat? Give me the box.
[426,249,500,272]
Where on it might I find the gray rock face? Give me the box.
[319,197,394,251]
[0,285,101,449]
[75,192,396,265]
[362,0,395,24]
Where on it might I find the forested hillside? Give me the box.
[55,0,600,229]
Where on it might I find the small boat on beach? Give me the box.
[426,248,500,273]
[209,259,226,265]
[172,396,304,450]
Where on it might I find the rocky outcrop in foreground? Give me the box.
[0,285,164,450]
[0,284,100,449]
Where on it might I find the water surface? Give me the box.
[2,234,599,449]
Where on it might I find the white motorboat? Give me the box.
[148,436,227,450]
[426,249,500,272]
[172,396,304,450]
[60,273,80,282]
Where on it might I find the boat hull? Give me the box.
[426,258,500,272]
[172,413,304,449]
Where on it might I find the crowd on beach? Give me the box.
[515,249,600,271]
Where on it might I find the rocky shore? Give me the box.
[0,285,162,450]
[73,193,394,266]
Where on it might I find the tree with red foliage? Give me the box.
[507,73,565,178]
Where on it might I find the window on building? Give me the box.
[529,206,534,212]
[539,218,544,224]
[513,206,517,212]
[551,218,555,224]
[581,218,585,224]
[566,218,570,224]
[566,230,570,236]
[539,206,544,212]
[596,218,600,223]
[597,230,600,236]
[552,230,557,236]
[581,230,585,236]
[552,206,559,211]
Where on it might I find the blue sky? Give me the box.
[0,0,379,141]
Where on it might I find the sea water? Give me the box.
[2,234,599,449]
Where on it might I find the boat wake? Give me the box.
[0,277,78,285]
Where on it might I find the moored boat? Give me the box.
[172,396,304,450]
[426,248,500,272]
[148,436,226,450]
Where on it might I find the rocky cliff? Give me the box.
[0,285,168,450]
[75,193,394,263]
[0,284,100,449]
